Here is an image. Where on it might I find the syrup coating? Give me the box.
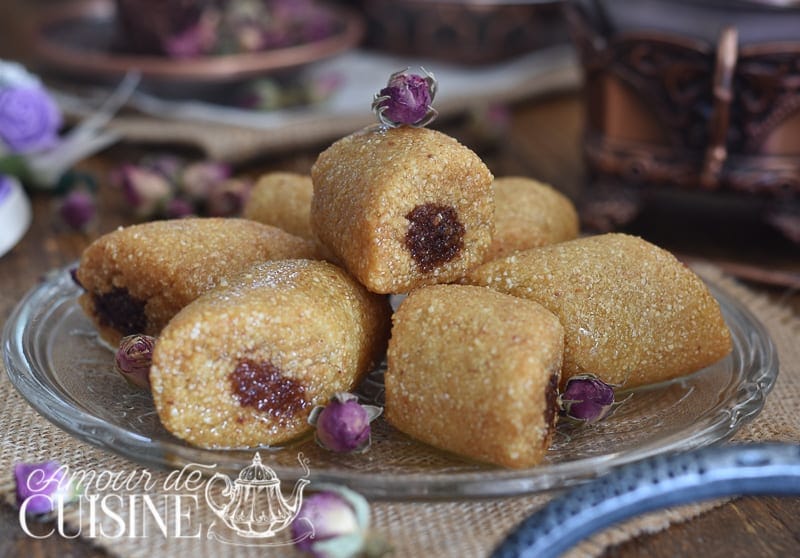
[386,284,564,469]
[150,259,392,448]
[467,233,733,388]
[76,218,321,346]
[311,125,494,294]
[486,176,579,261]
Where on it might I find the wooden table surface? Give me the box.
[1,2,799,556]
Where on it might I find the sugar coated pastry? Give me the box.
[385,284,564,468]
[311,125,494,294]
[150,259,392,448]
[76,218,320,346]
[243,172,314,240]
[486,176,579,261]
[467,233,732,388]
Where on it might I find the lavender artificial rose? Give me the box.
[0,85,62,154]
[14,461,80,516]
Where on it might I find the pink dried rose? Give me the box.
[114,164,173,218]
[372,68,438,128]
[290,484,389,558]
[115,334,156,389]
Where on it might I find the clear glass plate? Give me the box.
[2,266,779,499]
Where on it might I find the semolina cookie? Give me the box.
[311,125,494,294]
[243,172,314,240]
[467,233,732,388]
[486,176,579,261]
[150,259,392,448]
[385,284,564,469]
[75,218,321,346]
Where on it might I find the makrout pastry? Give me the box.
[243,172,314,240]
[150,259,392,448]
[486,176,579,261]
[311,125,494,294]
[385,284,564,468]
[75,217,320,346]
[467,233,732,388]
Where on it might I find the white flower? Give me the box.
[0,60,42,89]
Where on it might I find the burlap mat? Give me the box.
[1,264,798,557]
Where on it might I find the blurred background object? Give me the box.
[565,0,800,244]
[355,0,569,65]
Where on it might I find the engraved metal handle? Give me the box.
[492,443,800,558]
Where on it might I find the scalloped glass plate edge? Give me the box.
[2,266,779,500]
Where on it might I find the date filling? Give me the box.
[92,287,147,335]
[229,359,310,424]
[405,203,464,272]
[544,371,560,444]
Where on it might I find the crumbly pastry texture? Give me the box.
[386,284,564,468]
[467,233,732,388]
[311,125,494,294]
[486,176,579,261]
[76,217,321,346]
[150,259,392,449]
[243,171,315,240]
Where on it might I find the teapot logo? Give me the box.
[205,452,311,545]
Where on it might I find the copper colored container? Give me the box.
[357,0,569,65]
[566,0,800,241]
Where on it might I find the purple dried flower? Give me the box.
[58,190,95,230]
[557,374,617,424]
[165,196,195,218]
[164,10,220,58]
[115,334,156,389]
[372,68,437,128]
[308,393,382,453]
[290,484,389,558]
[114,164,173,218]
[14,461,80,516]
[0,86,62,154]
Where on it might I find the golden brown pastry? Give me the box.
[150,259,392,449]
[385,284,564,468]
[243,172,314,240]
[467,233,732,388]
[486,176,579,261]
[311,125,494,294]
[75,218,320,346]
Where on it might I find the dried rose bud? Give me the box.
[15,461,80,516]
[205,177,250,217]
[308,393,382,453]
[113,164,173,218]
[372,68,437,128]
[165,196,195,218]
[557,374,617,424]
[180,160,230,202]
[115,334,156,389]
[164,10,220,58]
[291,484,389,558]
[58,189,95,230]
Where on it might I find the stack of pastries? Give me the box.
[75,122,731,467]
